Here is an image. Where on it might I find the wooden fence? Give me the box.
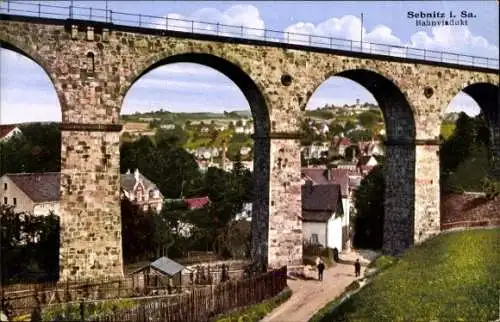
[1,276,177,316]
[41,266,287,322]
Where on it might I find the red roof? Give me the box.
[332,136,351,147]
[0,125,17,139]
[185,196,210,210]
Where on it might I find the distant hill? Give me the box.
[121,109,251,123]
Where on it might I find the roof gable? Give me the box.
[151,257,185,276]
[301,168,329,185]
[302,184,341,212]
[5,172,60,202]
[120,171,159,194]
[0,125,20,139]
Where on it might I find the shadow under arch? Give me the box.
[308,68,417,255]
[120,52,272,267]
[453,83,500,178]
[0,40,67,114]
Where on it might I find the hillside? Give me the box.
[441,193,500,230]
[121,109,251,124]
[319,229,500,321]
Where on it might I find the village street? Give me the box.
[261,250,377,322]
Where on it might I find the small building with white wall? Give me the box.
[301,181,345,250]
[0,172,60,216]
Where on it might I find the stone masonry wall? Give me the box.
[0,16,497,278]
[268,139,302,268]
[59,130,123,280]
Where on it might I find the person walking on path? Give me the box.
[317,259,325,281]
[354,258,361,277]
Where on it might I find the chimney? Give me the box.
[126,169,131,174]
[134,168,140,181]
[305,179,313,193]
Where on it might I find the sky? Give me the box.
[0,1,498,124]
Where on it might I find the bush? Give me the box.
[213,288,292,322]
[482,177,500,200]
[42,299,136,321]
[367,255,395,271]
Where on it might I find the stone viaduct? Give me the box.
[0,13,498,281]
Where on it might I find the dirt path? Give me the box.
[261,251,378,322]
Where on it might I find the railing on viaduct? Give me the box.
[1,0,499,70]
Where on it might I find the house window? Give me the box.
[3,183,6,190]
[311,233,319,244]
[13,198,16,206]
[3,197,7,204]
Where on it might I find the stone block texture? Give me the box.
[0,15,498,279]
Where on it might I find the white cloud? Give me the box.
[446,92,481,116]
[284,16,498,60]
[1,88,61,123]
[132,78,236,91]
[152,4,265,38]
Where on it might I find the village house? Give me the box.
[163,196,211,237]
[0,125,22,142]
[356,155,379,175]
[121,169,164,213]
[191,147,221,160]
[160,123,176,130]
[184,196,210,210]
[301,181,346,251]
[358,139,385,156]
[1,169,164,215]
[302,143,330,160]
[329,134,352,157]
[0,172,60,216]
[301,167,355,250]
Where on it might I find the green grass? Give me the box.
[366,255,395,271]
[317,229,500,322]
[213,288,292,322]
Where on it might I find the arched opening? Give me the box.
[303,69,416,257]
[86,52,95,76]
[0,44,62,284]
[118,54,270,275]
[440,83,499,231]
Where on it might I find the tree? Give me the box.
[0,205,60,283]
[155,126,187,147]
[440,112,477,178]
[120,136,200,199]
[352,165,385,249]
[1,123,61,175]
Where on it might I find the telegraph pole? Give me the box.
[360,13,364,52]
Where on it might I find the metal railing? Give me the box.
[1,0,498,70]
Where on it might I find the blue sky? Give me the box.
[1,1,498,123]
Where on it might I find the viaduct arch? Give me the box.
[0,15,498,280]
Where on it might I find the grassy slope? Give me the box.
[325,229,500,322]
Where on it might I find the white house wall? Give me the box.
[0,176,35,214]
[33,201,60,216]
[327,215,343,250]
[303,221,327,246]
